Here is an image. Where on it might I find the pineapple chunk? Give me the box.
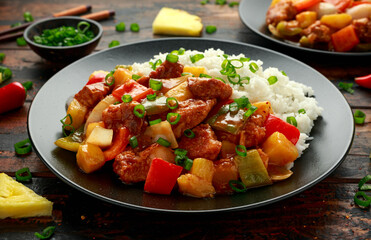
[65,98,88,131]
[143,121,178,148]
[183,66,207,77]
[86,126,113,148]
[76,143,106,173]
[0,173,53,219]
[190,158,215,183]
[152,7,203,36]
[165,81,193,102]
[177,174,215,198]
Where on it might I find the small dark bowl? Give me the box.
[24,16,103,63]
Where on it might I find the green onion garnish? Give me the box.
[156,137,170,147]
[77,21,90,33]
[0,53,5,63]
[181,72,194,77]
[132,74,141,80]
[11,22,22,28]
[116,22,126,32]
[354,110,366,124]
[109,40,120,48]
[249,62,259,73]
[229,180,247,193]
[105,71,115,86]
[201,0,210,5]
[184,129,195,138]
[167,112,181,125]
[267,76,278,85]
[129,136,138,148]
[149,79,163,91]
[60,114,75,137]
[0,66,13,83]
[338,82,354,94]
[130,23,140,32]
[23,11,34,22]
[184,158,193,171]
[229,1,239,7]
[15,167,32,182]
[166,97,178,110]
[215,0,227,5]
[34,226,56,240]
[190,54,204,63]
[206,25,217,34]
[174,148,188,157]
[354,191,371,208]
[16,37,27,46]
[133,104,145,118]
[359,175,371,191]
[281,71,287,76]
[146,93,156,101]
[286,116,297,127]
[199,73,212,78]
[235,145,247,157]
[234,96,250,109]
[121,94,132,103]
[166,53,179,63]
[229,102,239,113]
[14,138,32,155]
[149,118,162,126]
[243,106,258,119]
[150,59,162,70]
[298,108,306,114]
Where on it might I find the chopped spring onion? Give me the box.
[156,137,170,147]
[281,70,287,76]
[216,0,227,5]
[234,96,251,109]
[184,129,195,138]
[174,148,188,157]
[229,102,239,113]
[0,66,13,83]
[116,22,126,32]
[359,175,371,191]
[354,191,371,208]
[149,79,163,91]
[175,155,186,166]
[167,112,181,125]
[15,167,32,182]
[121,94,132,103]
[354,110,366,124]
[105,71,115,86]
[286,116,297,127]
[184,158,193,171]
[235,145,247,157]
[60,114,75,137]
[249,62,259,73]
[14,138,32,155]
[129,136,138,148]
[220,58,250,85]
[150,59,162,70]
[34,226,56,240]
[338,82,354,94]
[166,97,178,109]
[298,108,306,114]
[190,54,204,63]
[166,53,179,63]
[130,23,140,32]
[229,1,239,7]
[229,180,247,193]
[132,74,141,80]
[267,76,278,85]
[77,21,90,33]
[172,47,185,55]
[206,25,217,34]
[16,37,27,46]
[199,73,212,78]
[181,72,193,77]
[149,118,162,126]
[0,53,5,63]
[243,105,258,119]
[11,22,22,28]
[133,104,145,118]
[146,93,156,101]
[201,0,210,5]
[109,40,120,48]
[23,12,34,22]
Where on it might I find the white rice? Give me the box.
[132,48,323,159]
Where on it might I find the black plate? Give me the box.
[28,38,354,213]
[239,0,371,57]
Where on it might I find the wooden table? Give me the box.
[1,0,370,239]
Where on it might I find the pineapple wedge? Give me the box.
[152,7,203,36]
[0,173,53,219]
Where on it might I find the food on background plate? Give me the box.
[152,7,203,36]
[55,48,322,198]
[266,0,371,52]
[0,173,53,219]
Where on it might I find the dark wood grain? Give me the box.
[0,0,370,239]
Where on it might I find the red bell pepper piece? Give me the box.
[323,0,353,12]
[86,71,107,85]
[103,127,130,161]
[144,158,183,195]
[331,25,360,52]
[264,114,300,145]
[355,74,371,89]
[293,0,321,11]
[112,79,154,102]
[0,82,32,114]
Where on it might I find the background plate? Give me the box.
[28,38,354,213]
[239,0,371,57]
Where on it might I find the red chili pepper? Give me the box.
[0,82,28,114]
[264,114,300,145]
[112,79,154,102]
[144,158,183,195]
[86,71,107,85]
[355,74,371,89]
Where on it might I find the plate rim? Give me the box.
[27,37,355,213]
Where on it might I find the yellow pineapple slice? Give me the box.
[0,173,53,219]
[152,7,203,36]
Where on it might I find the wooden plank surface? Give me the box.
[0,0,370,239]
